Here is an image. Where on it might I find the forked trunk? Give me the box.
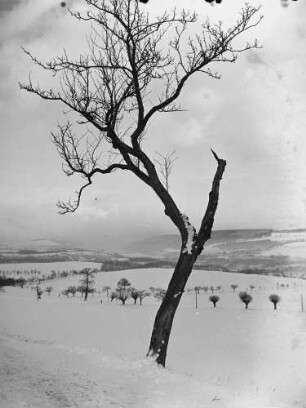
[147,251,197,366]
[147,151,226,367]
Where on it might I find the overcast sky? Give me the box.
[0,0,305,250]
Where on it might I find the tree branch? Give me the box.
[195,149,226,255]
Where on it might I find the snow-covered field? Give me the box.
[0,267,305,408]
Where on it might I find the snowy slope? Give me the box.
[0,268,305,408]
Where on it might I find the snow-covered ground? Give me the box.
[0,267,305,408]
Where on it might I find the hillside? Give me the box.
[0,268,305,408]
[0,229,305,279]
[125,229,306,278]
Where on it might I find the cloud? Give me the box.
[0,0,81,47]
[175,118,207,147]
[0,0,22,15]
[77,203,119,220]
[0,0,305,249]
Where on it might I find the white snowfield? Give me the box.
[0,267,305,408]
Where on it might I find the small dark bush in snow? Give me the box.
[36,285,43,300]
[209,295,219,307]
[110,291,118,302]
[269,294,281,310]
[231,284,238,293]
[239,291,253,309]
[45,286,53,295]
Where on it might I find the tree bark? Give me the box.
[147,251,197,366]
[147,151,226,367]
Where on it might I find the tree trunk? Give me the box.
[273,303,277,310]
[146,151,226,367]
[147,251,197,366]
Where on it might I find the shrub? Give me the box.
[138,290,150,305]
[61,285,77,298]
[36,285,43,300]
[154,288,166,302]
[102,285,111,298]
[45,286,53,295]
[116,278,132,305]
[239,291,252,309]
[231,284,238,293]
[117,278,131,288]
[110,291,118,302]
[269,294,281,310]
[115,287,130,305]
[130,287,139,304]
[209,295,219,307]
[78,268,96,301]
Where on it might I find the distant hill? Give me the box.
[125,229,273,257]
[0,229,305,279]
[124,229,306,279]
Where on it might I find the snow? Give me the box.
[181,214,196,254]
[0,267,305,408]
[0,261,101,275]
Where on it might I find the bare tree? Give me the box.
[231,284,238,293]
[102,285,111,301]
[239,291,253,309]
[110,291,118,302]
[45,286,54,296]
[79,268,96,301]
[130,287,139,304]
[138,290,150,305]
[153,288,166,302]
[209,294,219,307]
[20,0,262,366]
[116,278,131,305]
[269,294,281,310]
[36,284,43,300]
[155,151,177,192]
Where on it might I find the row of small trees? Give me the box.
[208,292,281,310]
[104,279,166,305]
[60,268,96,300]
[192,283,292,295]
